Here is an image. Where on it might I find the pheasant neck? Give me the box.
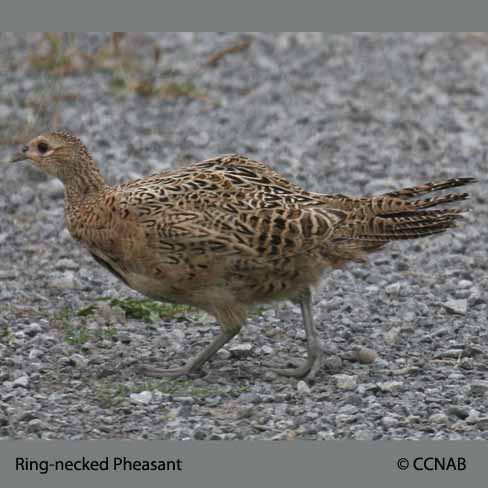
[63,164,107,207]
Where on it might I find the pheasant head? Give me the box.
[11,131,106,195]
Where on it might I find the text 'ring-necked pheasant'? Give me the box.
[11,132,477,380]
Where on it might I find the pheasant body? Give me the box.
[12,131,476,379]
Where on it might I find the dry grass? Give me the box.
[27,32,138,75]
[207,37,252,66]
[0,33,212,147]
[27,33,207,101]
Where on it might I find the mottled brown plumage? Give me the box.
[11,132,476,379]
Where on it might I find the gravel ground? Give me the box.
[0,32,487,440]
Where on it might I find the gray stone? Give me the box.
[69,354,89,368]
[355,347,379,364]
[48,272,78,290]
[55,258,79,271]
[352,429,374,440]
[377,381,403,393]
[447,406,469,420]
[26,323,42,337]
[382,416,399,428]
[385,283,401,296]
[429,413,448,424]
[317,431,336,440]
[466,410,480,425]
[443,299,468,315]
[173,396,194,404]
[324,356,342,371]
[383,327,401,344]
[296,381,311,395]
[130,391,153,404]
[26,419,44,433]
[229,343,253,357]
[262,370,277,382]
[28,348,43,360]
[470,381,488,396]
[217,349,231,360]
[12,376,29,388]
[193,429,207,440]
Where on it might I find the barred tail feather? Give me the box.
[334,176,476,246]
[382,177,477,199]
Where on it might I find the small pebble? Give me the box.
[317,431,335,440]
[296,380,311,395]
[217,349,231,360]
[470,381,488,396]
[130,391,153,404]
[26,419,44,433]
[442,299,468,315]
[382,416,399,428]
[173,396,194,404]
[69,354,89,368]
[466,409,480,425]
[28,348,43,360]
[229,343,253,357]
[377,381,403,393]
[262,370,277,382]
[12,376,29,388]
[447,406,469,420]
[353,429,374,440]
[48,272,78,290]
[236,406,254,419]
[55,258,79,270]
[26,323,42,337]
[383,327,401,344]
[429,413,448,424]
[385,282,401,296]
[324,356,342,371]
[193,429,207,440]
[355,347,378,364]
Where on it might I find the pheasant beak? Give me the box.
[10,145,29,163]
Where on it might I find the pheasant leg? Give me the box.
[141,330,238,378]
[270,289,323,380]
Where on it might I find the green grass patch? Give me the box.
[158,81,206,99]
[108,77,207,100]
[0,326,16,346]
[95,378,251,407]
[95,380,131,408]
[76,305,97,317]
[53,307,91,346]
[135,378,250,398]
[137,378,211,397]
[77,298,190,323]
[51,298,189,347]
[54,306,118,346]
[104,298,190,322]
[109,77,129,96]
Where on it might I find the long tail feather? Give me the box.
[382,177,478,199]
[334,176,476,245]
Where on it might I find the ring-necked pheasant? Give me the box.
[11,132,476,379]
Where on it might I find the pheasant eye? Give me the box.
[37,142,49,154]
